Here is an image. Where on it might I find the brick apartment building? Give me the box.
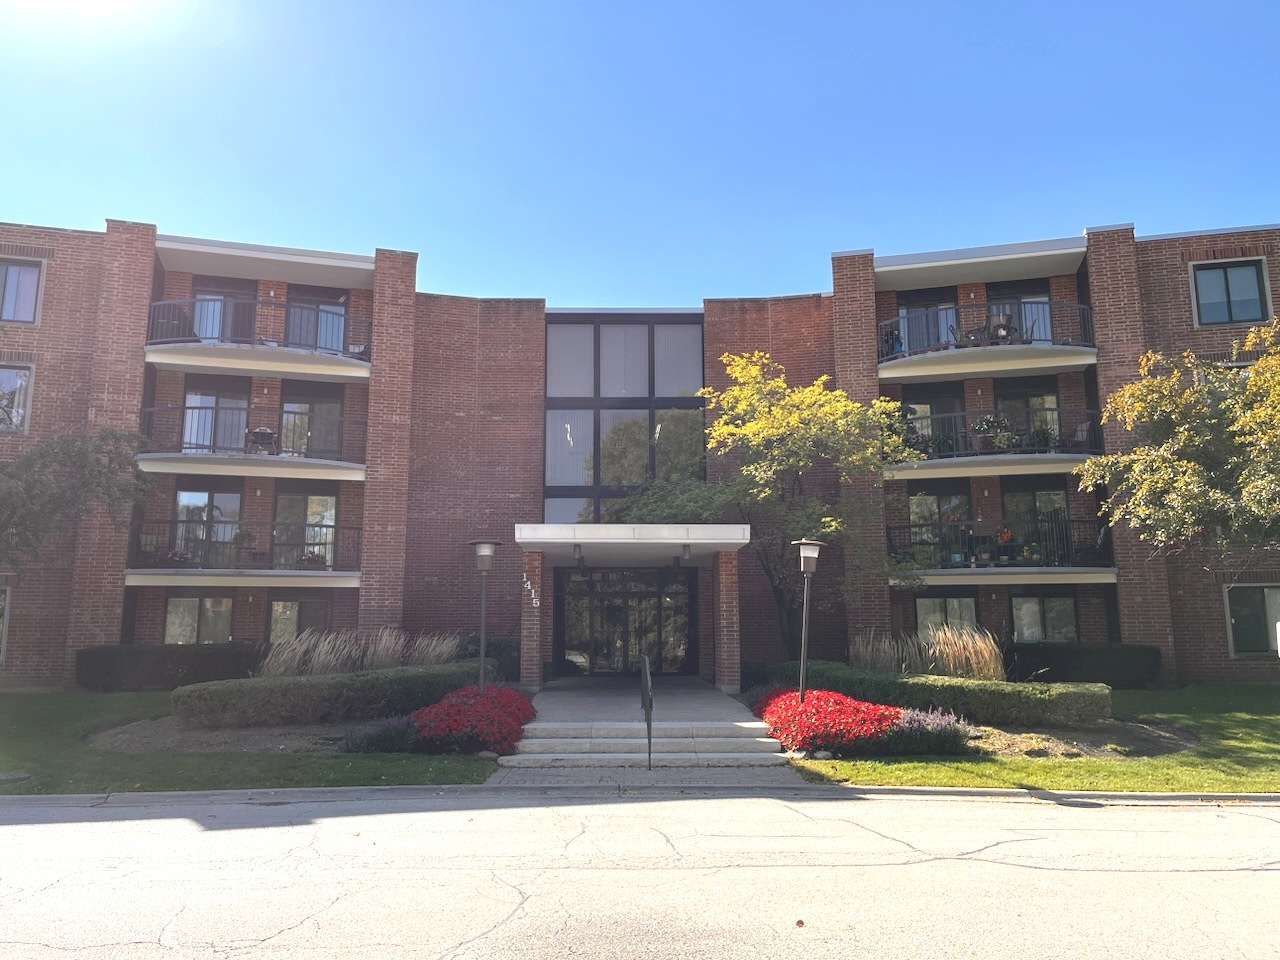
[0,217,1277,689]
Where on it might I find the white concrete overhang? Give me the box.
[137,453,366,482]
[886,453,1091,480]
[144,342,371,383]
[124,570,361,588]
[892,568,1119,587]
[514,523,751,567]
[870,236,1087,291]
[877,343,1097,383]
[156,235,375,290]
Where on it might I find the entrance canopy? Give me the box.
[513,523,750,567]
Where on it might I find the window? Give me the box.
[269,592,332,643]
[275,491,338,568]
[281,383,343,460]
[1011,596,1077,643]
[164,594,233,644]
[0,260,40,324]
[183,378,249,454]
[191,276,257,342]
[1226,586,1280,656]
[0,365,32,432]
[286,285,347,353]
[916,595,977,632]
[1194,260,1267,326]
[174,489,242,567]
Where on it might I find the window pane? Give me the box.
[1229,587,1270,653]
[600,497,630,522]
[1,263,39,323]
[164,598,199,645]
[600,325,649,398]
[200,597,233,643]
[0,366,30,431]
[946,597,978,627]
[1196,267,1229,324]
[1227,265,1264,322]
[1043,598,1077,643]
[654,324,702,397]
[909,494,940,526]
[938,493,969,523]
[545,410,594,485]
[270,601,300,644]
[544,497,594,523]
[599,410,650,487]
[655,408,704,482]
[1012,597,1043,643]
[916,598,946,631]
[547,325,595,397]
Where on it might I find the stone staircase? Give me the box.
[498,719,786,768]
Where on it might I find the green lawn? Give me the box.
[796,683,1280,793]
[0,693,495,795]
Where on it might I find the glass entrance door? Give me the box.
[557,568,695,676]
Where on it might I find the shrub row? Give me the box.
[457,636,521,682]
[1005,643,1161,689]
[749,661,1110,728]
[76,643,263,692]
[172,659,495,729]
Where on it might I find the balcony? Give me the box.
[886,407,1102,479]
[136,406,367,481]
[124,520,362,588]
[144,298,372,383]
[877,301,1096,382]
[888,518,1116,586]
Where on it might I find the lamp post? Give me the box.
[469,539,502,692]
[792,539,825,703]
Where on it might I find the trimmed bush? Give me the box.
[1006,643,1161,689]
[413,685,536,755]
[458,636,521,681]
[76,643,263,693]
[342,715,419,754]
[172,659,494,729]
[757,660,1110,728]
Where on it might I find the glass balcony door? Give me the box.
[274,493,338,568]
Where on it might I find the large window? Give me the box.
[269,591,332,643]
[281,382,343,460]
[164,594,233,644]
[274,489,338,568]
[1194,260,1267,326]
[545,315,704,522]
[1226,585,1280,655]
[916,594,978,632]
[286,284,348,353]
[183,377,249,454]
[1011,595,1077,644]
[174,487,242,567]
[0,260,40,323]
[0,365,32,432]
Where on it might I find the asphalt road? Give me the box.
[1,785,1278,959]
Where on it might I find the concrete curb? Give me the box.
[1,782,1279,807]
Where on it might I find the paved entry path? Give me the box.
[486,677,806,787]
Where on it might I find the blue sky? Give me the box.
[2,1,1277,305]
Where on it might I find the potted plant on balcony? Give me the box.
[971,414,1010,452]
[1022,542,1042,565]
[1027,425,1059,452]
[154,547,192,568]
[296,549,329,570]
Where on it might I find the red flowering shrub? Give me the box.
[412,685,536,755]
[758,689,903,754]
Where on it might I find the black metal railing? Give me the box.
[146,298,372,361]
[878,301,1094,361]
[140,405,368,464]
[887,518,1112,569]
[131,520,362,571]
[903,408,1102,459]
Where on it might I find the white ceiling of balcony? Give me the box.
[872,236,1087,292]
[156,235,376,290]
[514,524,751,567]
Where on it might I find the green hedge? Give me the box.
[751,660,1110,728]
[77,643,264,692]
[1006,643,1161,689]
[457,636,520,681]
[172,659,494,729]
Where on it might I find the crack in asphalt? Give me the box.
[433,870,531,959]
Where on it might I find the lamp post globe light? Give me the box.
[468,539,502,692]
[791,539,825,703]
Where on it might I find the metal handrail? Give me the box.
[130,519,363,571]
[887,518,1112,569]
[640,654,653,771]
[878,300,1094,361]
[903,407,1102,459]
[146,298,372,360]
[139,405,368,464]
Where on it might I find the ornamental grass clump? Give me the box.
[849,624,1005,681]
[413,685,536,755]
[754,687,973,758]
[258,627,461,677]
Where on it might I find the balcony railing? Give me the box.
[140,406,368,464]
[904,408,1102,459]
[878,301,1094,361]
[888,518,1113,569]
[131,520,362,571]
[147,298,372,361]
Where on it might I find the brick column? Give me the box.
[65,220,156,673]
[358,249,418,633]
[520,550,544,691]
[713,551,740,693]
[255,279,287,342]
[831,250,890,645]
[1086,224,1177,677]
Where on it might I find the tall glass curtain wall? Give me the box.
[544,317,704,523]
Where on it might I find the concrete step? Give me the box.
[520,721,771,740]
[516,737,781,755]
[497,752,790,769]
